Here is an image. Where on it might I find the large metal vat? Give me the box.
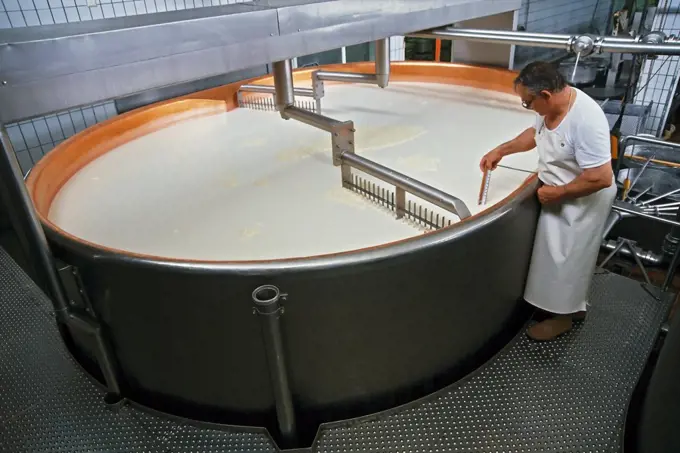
[26,62,540,446]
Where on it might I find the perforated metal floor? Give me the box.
[0,248,672,453]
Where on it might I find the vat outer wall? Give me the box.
[45,180,539,432]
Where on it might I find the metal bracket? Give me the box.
[311,71,325,114]
[331,122,355,188]
[57,261,96,318]
[66,312,122,401]
[252,285,288,317]
[252,290,288,317]
[641,282,663,302]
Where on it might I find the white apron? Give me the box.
[523,123,617,314]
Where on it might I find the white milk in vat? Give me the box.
[48,82,538,261]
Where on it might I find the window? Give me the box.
[297,48,343,68]
[346,42,376,63]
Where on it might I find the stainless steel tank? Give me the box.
[26,62,540,447]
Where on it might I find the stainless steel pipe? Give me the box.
[622,134,680,151]
[602,210,630,240]
[434,27,639,43]
[601,239,665,265]
[612,202,680,228]
[273,60,295,113]
[442,28,574,41]
[340,152,471,219]
[375,38,390,88]
[283,106,351,133]
[411,28,571,50]
[601,42,669,54]
[315,71,379,84]
[251,285,296,446]
[315,38,390,88]
[409,28,680,56]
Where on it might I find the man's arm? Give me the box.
[496,127,537,157]
[480,127,536,171]
[538,162,613,204]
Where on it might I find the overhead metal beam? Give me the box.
[0,0,520,123]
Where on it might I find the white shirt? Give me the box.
[524,87,617,314]
[533,88,612,187]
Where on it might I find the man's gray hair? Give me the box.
[514,61,567,95]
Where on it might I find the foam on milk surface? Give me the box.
[49,82,537,260]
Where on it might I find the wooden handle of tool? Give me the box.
[627,154,680,169]
[622,178,631,200]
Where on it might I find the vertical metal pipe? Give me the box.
[272,60,295,115]
[663,209,680,291]
[375,38,390,88]
[663,241,680,291]
[252,285,296,444]
[602,211,623,239]
[0,126,68,319]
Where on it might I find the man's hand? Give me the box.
[480,148,503,171]
[537,185,565,204]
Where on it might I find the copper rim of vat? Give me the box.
[26,62,539,270]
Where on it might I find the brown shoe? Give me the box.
[527,315,574,341]
[572,310,587,322]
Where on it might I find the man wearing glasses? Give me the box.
[480,61,616,341]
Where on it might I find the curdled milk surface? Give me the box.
[48,82,538,260]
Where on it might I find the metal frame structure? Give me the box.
[601,134,680,291]
[0,0,520,124]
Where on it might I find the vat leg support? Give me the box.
[0,126,122,403]
[0,125,69,317]
[67,313,122,403]
[252,285,297,446]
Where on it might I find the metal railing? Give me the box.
[605,134,680,290]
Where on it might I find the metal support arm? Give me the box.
[271,56,470,222]
[314,38,391,88]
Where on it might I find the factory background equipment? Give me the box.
[3,0,680,452]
